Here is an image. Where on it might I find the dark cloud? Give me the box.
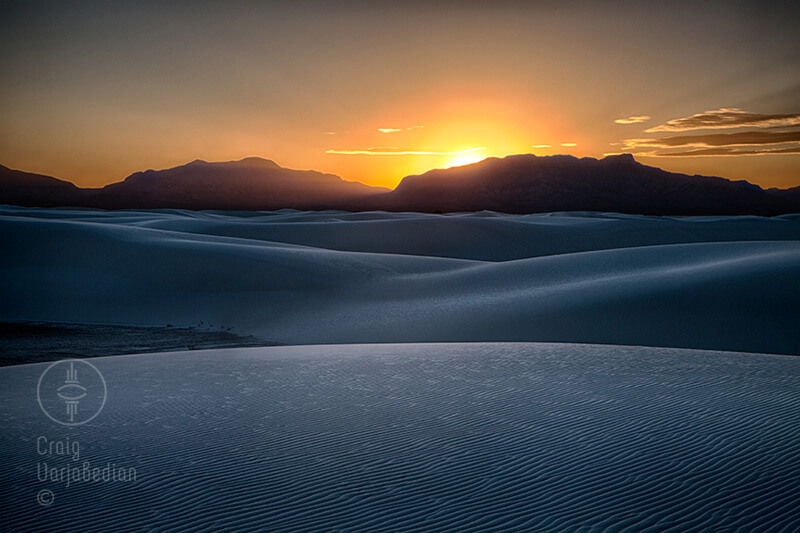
[647,108,800,132]
[658,146,800,157]
[626,130,800,148]
[624,127,800,158]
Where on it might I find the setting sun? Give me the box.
[445,151,487,168]
[312,85,561,187]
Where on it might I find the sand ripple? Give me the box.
[2,343,799,531]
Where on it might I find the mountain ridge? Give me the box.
[1,155,798,215]
[375,153,794,215]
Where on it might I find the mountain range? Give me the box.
[2,154,799,215]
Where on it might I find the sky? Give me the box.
[1,0,799,189]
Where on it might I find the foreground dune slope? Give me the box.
[2,343,799,531]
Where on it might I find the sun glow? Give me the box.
[321,88,561,187]
[445,151,487,168]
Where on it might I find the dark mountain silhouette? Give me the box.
[0,164,84,207]
[1,154,798,215]
[95,157,386,210]
[372,154,799,215]
[770,184,800,204]
[0,157,386,210]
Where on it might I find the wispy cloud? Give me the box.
[615,115,650,124]
[378,126,425,134]
[621,107,800,158]
[531,144,551,148]
[326,147,486,156]
[622,129,800,157]
[561,143,577,147]
[625,130,800,148]
[646,108,800,132]
[656,146,800,157]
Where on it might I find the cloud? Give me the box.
[654,146,800,157]
[378,126,424,134]
[326,147,486,156]
[621,107,800,157]
[646,108,800,132]
[561,143,577,147]
[531,144,551,148]
[625,130,800,149]
[622,128,800,158]
[615,115,650,124]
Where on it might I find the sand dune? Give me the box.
[2,343,799,531]
[3,208,799,529]
[2,206,798,354]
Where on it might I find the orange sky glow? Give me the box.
[1,2,798,189]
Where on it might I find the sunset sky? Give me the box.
[2,0,799,189]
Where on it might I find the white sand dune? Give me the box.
[3,208,799,530]
[2,206,799,354]
[2,343,799,531]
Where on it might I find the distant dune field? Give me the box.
[2,206,799,355]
